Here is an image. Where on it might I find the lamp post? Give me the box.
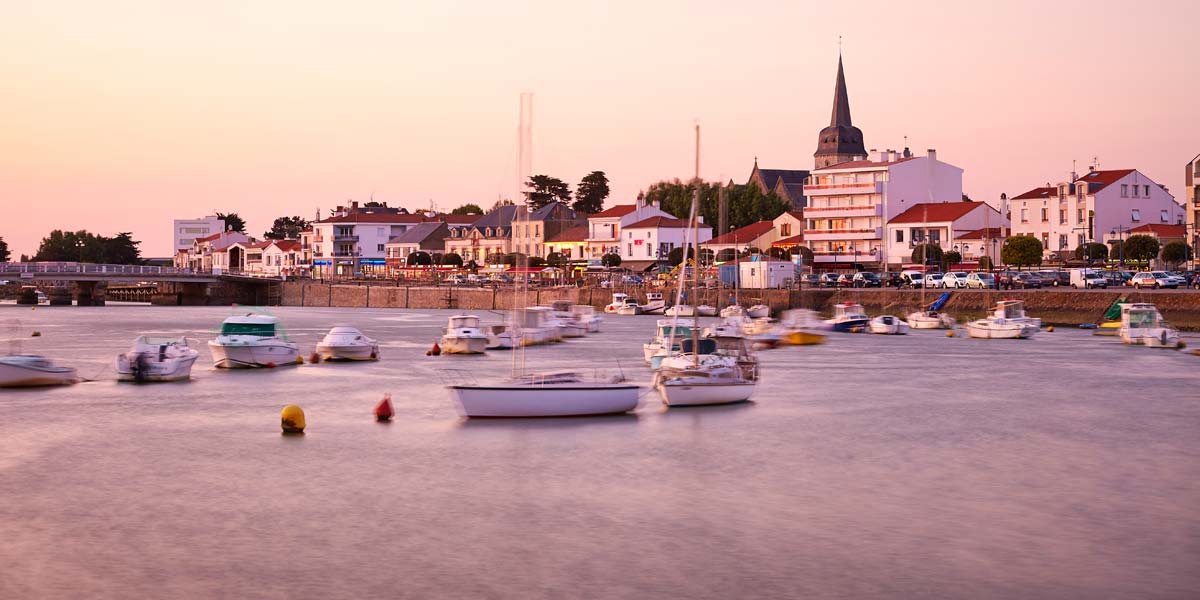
[1110,226,1128,269]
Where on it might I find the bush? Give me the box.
[911,243,943,265]
[601,253,621,268]
[715,249,737,263]
[1161,241,1192,267]
[667,247,695,266]
[1001,236,1043,269]
[407,251,433,266]
[440,252,463,267]
[1123,234,1160,263]
[978,256,993,270]
[1073,242,1108,262]
[942,250,962,269]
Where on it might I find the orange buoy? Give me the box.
[427,342,441,356]
[308,352,321,364]
[375,394,394,422]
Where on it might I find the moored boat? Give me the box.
[696,304,717,317]
[450,372,640,417]
[665,304,695,317]
[869,315,910,335]
[208,314,300,368]
[720,304,747,319]
[1120,303,1181,348]
[315,326,380,361]
[965,300,1039,339]
[440,315,490,354]
[826,303,870,333]
[746,304,770,319]
[571,305,603,333]
[0,355,78,387]
[641,292,667,315]
[116,336,200,381]
[604,293,629,314]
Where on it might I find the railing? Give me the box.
[0,262,193,276]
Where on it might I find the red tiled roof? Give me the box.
[439,214,481,224]
[244,241,273,249]
[1129,224,1185,236]
[194,232,223,243]
[812,157,918,171]
[272,240,301,251]
[703,221,775,246]
[956,227,1006,240]
[770,234,805,247]
[546,225,589,243]
[889,201,985,224]
[1074,169,1136,193]
[625,216,690,229]
[590,204,637,218]
[785,211,805,220]
[1011,187,1055,201]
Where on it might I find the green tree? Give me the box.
[1160,241,1191,268]
[573,171,610,214]
[407,251,433,266]
[698,248,715,265]
[263,216,309,240]
[451,204,484,215]
[523,175,571,209]
[0,237,11,262]
[545,251,567,267]
[103,232,142,264]
[715,248,738,263]
[789,246,814,262]
[978,256,994,270]
[667,246,695,266]
[528,256,546,268]
[767,247,789,259]
[910,243,943,265]
[1123,234,1160,263]
[215,212,246,233]
[503,253,527,267]
[1002,236,1043,269]
[601,253,622,268]
[440,252,464,267]
[1073,242,1108,262]
[32,230,141,264]
[641,180,789,232]
[943,250,962,269]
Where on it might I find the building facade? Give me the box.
[444,206,517,265]
[884,201,1007,268]
[584,200,675,263]
[1187,154,1200,255]
[619,216,712,270]
[173,216,226,254]
[510,202,583,259]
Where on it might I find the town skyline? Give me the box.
[2,0,1196,256]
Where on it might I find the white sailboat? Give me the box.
[315,326,380,361]
[0,355,78,387]
[208,314,300,368]
[643,318,697,366]
[116,336,200,382]
[571,305,603,333]
[746,304,770,319]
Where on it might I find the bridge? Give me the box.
[1,263,281,305]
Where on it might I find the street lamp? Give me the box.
[1110,226,1128,268]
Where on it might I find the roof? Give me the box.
[318,212,427,224]
[956,227,1006,240]
[528,202,577,222]
[472,205,520,229]
[272,240,301,252]
[703,221,775,246]
[1011,187,1055,201]
[1129,224,1185,236]
[757,168,810,187]
[889,201,986,225]
[440,214,481,224]
[546,225,589,243]
[812,157,918,171]
[591,204,637,218]
[770,235,805,247]
[1074,169,1136,193]
[194,232,223,243]
[625,216,690,229]
[386,222,447,245]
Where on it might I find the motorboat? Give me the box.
[1120,303,1181,348]
[907,292,955,329]
[869,315,910,335]
[741,318,777,336]
[604,293,629,314]
[696,305,718,317]
[571,305,603,333]
[315,326,380,361]
[617,301,643,316]
[513,307,561,346]
[485,324,518,350]
[826,303,870,333]
[641,292,667,315]
[548,301,588,338]
[208,314,300,368]
[704,316,747,339]
[449,371,640,417]
[776,309,828,345]
[720,305,747,319]
[0,355,78,387]
[116,336,200,382]
[643,318,697,365]
[665,304,695,317]
[747,304,770,319]
[440,315,490,354]
[965,300,1039,339]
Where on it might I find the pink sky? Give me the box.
[2,0,1196,257]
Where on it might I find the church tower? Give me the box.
[813,55,867,169]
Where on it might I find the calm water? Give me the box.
[1,304,1199,599]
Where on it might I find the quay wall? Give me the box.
[275,282,1200,329]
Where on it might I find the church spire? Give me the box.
[813,52,867,169]
[830,55,853,127]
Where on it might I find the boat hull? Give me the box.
[1122,329,1181,348]
[440,336,489,354]
[208,341,300,368]
[316,343,379,361]
[747,306,770,319]
[450,384,641,417]
[658,381,756,406]
[907,312,955,329]
[116,353,199,382]
[0,363,78,387]
[965,322,1035,339]
[829,318,869,333]
[781,330,826,345]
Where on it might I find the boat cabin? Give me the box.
[1121,303,1164,329]
[993,300,1027,320]
[219,316,279,337]
[448,315,482,330]
[834,303,867,320]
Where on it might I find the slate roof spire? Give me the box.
[813,53,868,169]
[830,54,853,127]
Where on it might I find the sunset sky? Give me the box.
[2,0,1196,257]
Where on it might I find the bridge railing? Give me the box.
[0,262,213,277]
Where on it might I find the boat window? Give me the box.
[220,323,276,336]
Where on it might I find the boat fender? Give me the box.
[375,394,394,422]
[1177,340,1186,350]
[281,405,306,434]
[295,356,305,365]
[308,352,321,364]
[1162,331,1168,347]
[427,343,441,356]
[370,350,377,360]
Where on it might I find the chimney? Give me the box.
[877,149,889,162]
[926,149,937,161]
[352,201,359,209]
[888,150,898,162]
[1089,165,1096,173]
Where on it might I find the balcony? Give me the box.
[803,227,883,241]
[333,234,359,242]
[804,181,884,197]
[803,204,881,218]
[812,251,881,263]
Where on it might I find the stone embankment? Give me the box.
[276,282,1200,330]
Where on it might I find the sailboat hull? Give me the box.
[450,384,641,417]
[658,381,756,406]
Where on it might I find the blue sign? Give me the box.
[312,260,332,266]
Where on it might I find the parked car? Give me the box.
[446,275,469,285]
[800,273,821,287]
[1130,271,1178,289]
[999,271,1041,289]
[852,272,882,288]
[1100,270,1128,287]
[622,275,644,284]
[919,272,940,288]
[835,273,856,288]
[881,272,903,288]
[1037,270,1069,287]
[819,273,841,288]
[941,271,969,288]
[966,272,995,289]
[1069,268,1107,289]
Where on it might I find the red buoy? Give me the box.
[375,394,394,422]
[266,361,277,369]
[428,342,441,356]
[308,352,321,364]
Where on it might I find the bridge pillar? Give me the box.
[74,281,107,306]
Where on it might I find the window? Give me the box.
[376,227,385,236]
[376,244,384,252]
[646,244,652,257]
[1041,233,1049,247]
[1040,208,1048,222]
[1020,208,1028,223]
[1131,209,1141,222]
[895,229,904,243]
[1121,184,1128,197]
[929,230,941,244]
[1144,185,1150,197]
[1059,209,1066,224]
[627,243,632,255]
[1132,185,1139,198]
[1077,208,1084,224]
[780,223,791,237]
[1160,210,1168,223]
[1059,234,1068,249]
[1077,234,1085,247]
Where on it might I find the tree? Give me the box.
[32,230,141,264]
[1002,236,1043,269]
[0,237,8,262]
[767,247,789,259]
[215,212,246,233]
[523,175,571,209]
[503,253,527,267]
[715,248,738,263]
[910,243,943,265]
[641,180,789,233]
[451,204,484,215]
[667,247,695,266]
[406,251,433,266]
[573,171,610,214]
[789,246,814,262]
[545,251,567,267]
[1073,242,1108,262]
[943,250,962,269]
[528,257,546,268]
[978,256,994,270]
[698,248,716,265]
[263,216,309,240]
[1161,241,1191,268]
[484,252,504,265]
[440,252,464,267]
[601,253,622,268]
[103,232,142,265]
[1123,234,1160,263]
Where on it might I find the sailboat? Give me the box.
[0,321,78,387]
[907,291,956,329]
[447,204,639,417]
[655,124,757,407]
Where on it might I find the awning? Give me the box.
[620,260,659,272]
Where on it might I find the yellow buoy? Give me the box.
[281,405,306,434]
[1046,326,1055,332]
[294,355,305,365]
[31,331,41,337]
[946,330,955,337]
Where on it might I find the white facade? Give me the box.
[620,218,712,263]
[883,202,1007,268]
[173,216,225,253]
[803,149,964,267]
[1009,168,1184,259]
[586,202,675,261]
[310,215,425,277]
[739,260,794,288]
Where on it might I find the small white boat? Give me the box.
[906,311,956,330]
[641,292,667,315]
[656,340,756,406]
[0,355,78,387]
[571,305,603,333]
[548,301,588,338]
[965,300,1039,339]
[741,317,777,336]
[617,301,643,316]
[643,318,697,365]
[450,371,640,417]
[208,314,300,368]
[746,304,770,319]
[720,305,747,318]
[485,324,518,350]
[116,336,200,382]
[604,293,629,314]
[665,304,695,317]
[826,303,870,333]
[316,326,380,361]
[514,307,561,345]
[440,315,490,354]
[1120,303,1181,348]
[869,315,910,335]
[705,316,747,339]
[696,305,718,317]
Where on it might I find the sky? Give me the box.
[1,0,1196,257]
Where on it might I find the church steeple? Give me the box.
[814,54,867,169]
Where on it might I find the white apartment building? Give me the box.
[310,211,426,277]
[1185,154,1199,251]
[1009,168,1184,259]
[803,149,964,268]
[620,216,712,269]
[884,201,1007,268]
[173,216,226,254]
[585,200,675,263]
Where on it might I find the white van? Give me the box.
[900,270,925,289]
[1069,268,1107,289]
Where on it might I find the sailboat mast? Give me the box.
[692,123,701,368]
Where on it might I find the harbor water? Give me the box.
[2,305,1199,599]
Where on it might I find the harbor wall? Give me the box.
[274,282,1200,329]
